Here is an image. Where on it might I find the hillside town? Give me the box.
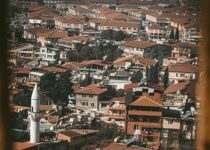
[9,0,200,149]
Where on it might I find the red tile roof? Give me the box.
[14,68,31,74]
[104,143,147,150]
[74,84,107,95]
[37,31,68,39]
[130,96,163,107]
[80,60,108,67]
[124,83,138,92]
[41,66,68,73]
[168,63,198,73]
[122,39,156,49]
[113,55,157,67]
[164,81,191,94]
[13,142,39,150]
[172,42,198,48]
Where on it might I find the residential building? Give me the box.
[126,95,163,149]
[89,18,140,35]
[37,30,68,46]
[74,84,107,112]
[108,70,140,90]
[171,42,198,59]
[161,109,181,150]
[58,36,92,50]
[161,63,198,83]
[9,43,35,60]
[108,97,126,128]
[54,15,86,31]
[58,129,98,150]
[28,5,59,28]
[36,44,60,62]
[119,39,172,63]
[145,24,167,41]
[113,55,159,83]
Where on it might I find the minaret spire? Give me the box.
[29,83,42,143]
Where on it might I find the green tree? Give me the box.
[169,28,174,40]
[40,72,73,105]
[163,67,169,89]
[175,27,179,41]
[113,31,127,41]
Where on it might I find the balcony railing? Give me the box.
[128,110,162,116]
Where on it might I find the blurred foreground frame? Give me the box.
[0,0,11,149]
[199,1,210,150]
[0,1,209,150]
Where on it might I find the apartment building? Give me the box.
[119,39,172,64]
[108,97,126,128]
[37,30,68,46]
[89,19,140,35]
[36,44,60,62]
[74,84,107,112]
[113,55,159,83]
[28,5,59,28]
[145,24,167,41]
[161,63,198,83]
[54,15,86,31]
[126,94,162,149]
[58,36,92,50]
[9,43,35,60]
[171,42,198,58]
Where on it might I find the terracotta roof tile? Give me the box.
[122,39,156,49]
[168,63,198,73]
[113,55,157,67]
[164,81,191,94]
[80,60,109,67]
[41,66,68,73]
[74,84,106,95]
[130,96,163,107]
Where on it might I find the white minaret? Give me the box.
[29,84,41,143]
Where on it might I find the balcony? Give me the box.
[109,106,125,111]
[128,121,161,128]
[108,115,125,120]
[128,110,162,117]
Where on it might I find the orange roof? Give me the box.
[122,39,156,49]
[74,84,107,95]
[80,60,108,67]
[172,42,198,48]
[70,129,98,135]
[38,31,68,39]
[168,63,198,73]
[41,66,68,73]
[124,83,138,92]
[26,28,51,35]
[14,68,31,74]
[130,96,162,107]
[164,81,191,94]
[55,15,85,24]
[113,55,157,67]
[60,36,91,43]
[13,142,39,150]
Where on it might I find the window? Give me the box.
[86,102,88,106]
[89,95,94,98]
[134,125,140,130]
[91,103,94,107]
[82,94,86,97]
[180,73,185,77]
[168,120,173,125]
